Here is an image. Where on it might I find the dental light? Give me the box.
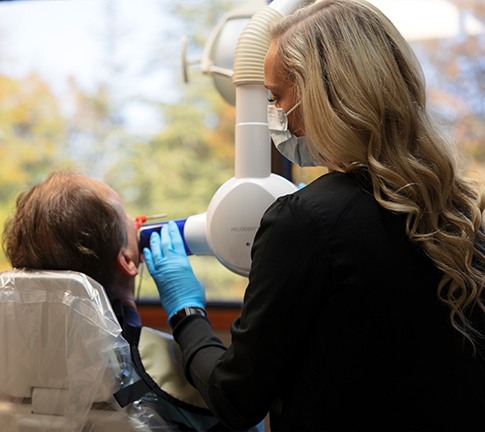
[141,0,306,277]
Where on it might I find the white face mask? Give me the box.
[267,102,318,167]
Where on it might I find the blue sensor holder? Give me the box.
[138,218,192,255]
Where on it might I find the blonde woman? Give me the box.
[144,1,485,430]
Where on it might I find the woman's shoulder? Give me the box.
[293,170,374,211]
[262,171,374,233]
[301,170,369,194]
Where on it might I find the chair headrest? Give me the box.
[0,270,131,416]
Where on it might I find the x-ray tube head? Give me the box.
[205,175,296,276]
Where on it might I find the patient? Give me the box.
[2,170,225,432]
[3,170,141,326]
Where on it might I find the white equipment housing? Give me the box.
[177,0,308,276]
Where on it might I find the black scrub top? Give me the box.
[175,170,485,431]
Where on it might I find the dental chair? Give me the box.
[0,269,161,432]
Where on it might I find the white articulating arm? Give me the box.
[147,0,308,276]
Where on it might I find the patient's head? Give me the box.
[2,171,140,306]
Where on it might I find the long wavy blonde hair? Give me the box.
[270,0,485,344]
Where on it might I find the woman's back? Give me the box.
[268,171,485,430]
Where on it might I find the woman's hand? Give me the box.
[143,221,205,320]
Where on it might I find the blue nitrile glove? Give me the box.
[143,220,205,320]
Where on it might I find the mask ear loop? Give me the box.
[268,101,301,132]
[286,101,301,116]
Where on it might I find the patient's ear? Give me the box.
[117,248,139,277]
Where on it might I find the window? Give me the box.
[0,0,248,303]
